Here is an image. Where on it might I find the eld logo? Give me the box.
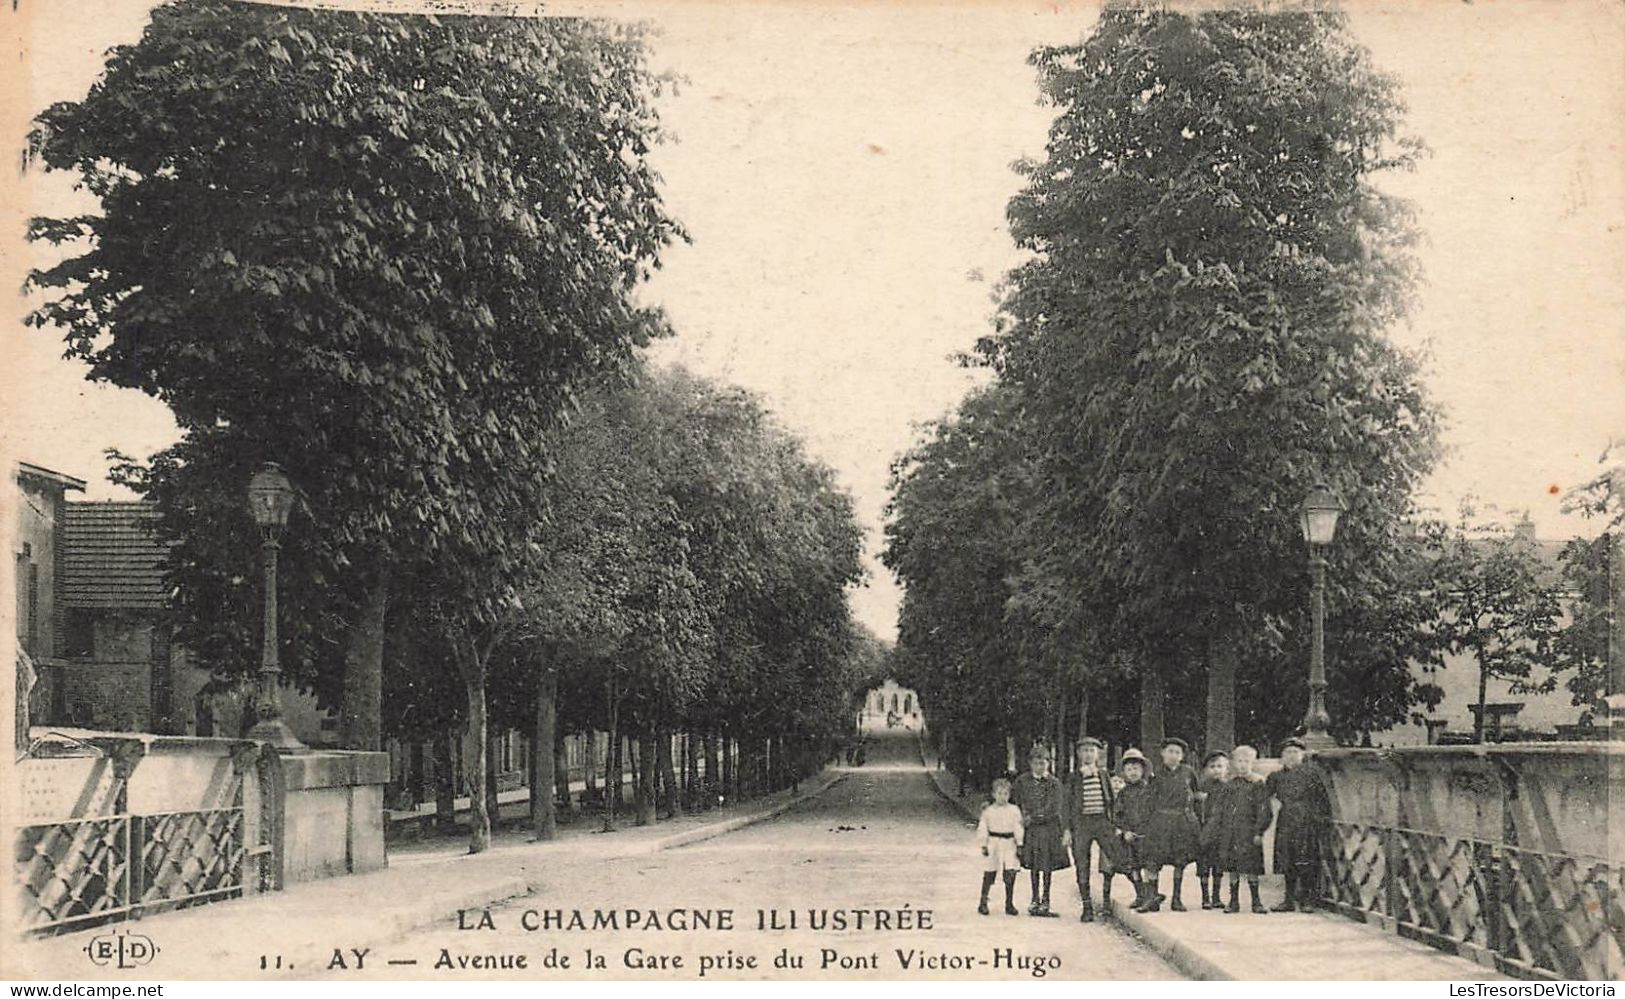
[83,930,160,969]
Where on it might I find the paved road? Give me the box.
[337,728,1180,981]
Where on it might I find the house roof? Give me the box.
[16,462,87,494]
[59,502,168,610]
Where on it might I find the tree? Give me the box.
[1555,444,1623,720]
[1429,512,1565,742]
[27,2,682,767]
[981,3,1441,749]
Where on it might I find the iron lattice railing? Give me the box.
[16,807,245,936]
[1318,819,1621,980]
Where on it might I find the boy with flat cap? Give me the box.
[1266,737,1330,911]
[1062,736,1121,922]
[1011,743,1068,916]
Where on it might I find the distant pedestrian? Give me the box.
[1137,737,1199,912]
[1216,744,1271,914]
[976,777,1024,916]
[1265,737,1330,911]
[1011,743,1068,917]
[1062,736,1124,922]
[1113,748,1154,911]
[1195,750,1229,909]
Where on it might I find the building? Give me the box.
[12,461,331,743]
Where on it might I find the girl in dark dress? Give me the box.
[1217,744,1272,913]
[1195,750,1229,909]
[1138,737,1200,912]
[1011,743,1068,917]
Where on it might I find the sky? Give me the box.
[4,0,1623,641]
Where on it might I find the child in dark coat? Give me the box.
[1216,744,1272,914]
[1266,737,1331,911]
[1011,743,1068,917]
[1113,748,1155,911]
[1195,750,1229,909]
[1138,737,1200,912]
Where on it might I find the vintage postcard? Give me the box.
[1,0,1621,985]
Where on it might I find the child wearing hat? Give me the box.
[1062,736,1122,923]
[1215,744,1272,913]
[1265,737,1331,911]
[976,776,1024,915]
[1195,749,1230,908]
[1137,736,1200,912]
[1011,743,1069,917]
[1112,748,1155,911]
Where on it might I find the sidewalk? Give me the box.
[4,768,849,980]
[917,745,1506,981]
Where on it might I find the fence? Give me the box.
[14,734,268,936]
[1315,744,1623,980]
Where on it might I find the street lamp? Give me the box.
[1299,485,1346,750]
[247,463,304,749]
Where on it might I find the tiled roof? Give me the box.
[59,502,168,610]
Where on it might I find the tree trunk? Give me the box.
[1206,635,1237,755]
[532,672,557,841]
[701,732,716,809]
[554,724,572,818]
[1075,684,1091,748]
[603,692,620,832]
[486,734,500,830]
[409,739,427,808]
[722,734,735,804]
[340,568,390,750]
[434,729,456,834]
[453,636,490,854]
[636,727,657,826]
[583,730,598,792]
[660,727,682,818]
[1139,665,1165,752]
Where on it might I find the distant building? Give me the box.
[1374,519,1594,746]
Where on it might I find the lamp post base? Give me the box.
[1300,730,1338,752]
[248,717,308,751]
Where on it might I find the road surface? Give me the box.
[329,727,1180,981]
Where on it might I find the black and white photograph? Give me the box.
[1,0,1621,985]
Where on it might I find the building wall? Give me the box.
[15,477,61,662]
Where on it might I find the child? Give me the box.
[1216,744,1271,914]
[1195,750,1229,909]
[1062,736,1124,923]
[976,777,1024,915]
[1012,743,1069,917]
[1138,736,1199,912]
[1266,737,1330,912]
[1112,748,1155,912]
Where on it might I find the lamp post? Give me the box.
[1299,485,1346,751]
[247,463,305,749]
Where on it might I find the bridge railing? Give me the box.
[1314,744,1623,980]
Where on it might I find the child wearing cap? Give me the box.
[1265,737,1330,912]
[1062,736,1122,923]
[1011,743,1069,917]
[1137,737,1199,912]
[1216,744,1271,913]
[1195,750,1229,909]
[1112,748,1155,912]
[976,776,1024,915]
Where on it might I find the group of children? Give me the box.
[974,735,1324,921]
